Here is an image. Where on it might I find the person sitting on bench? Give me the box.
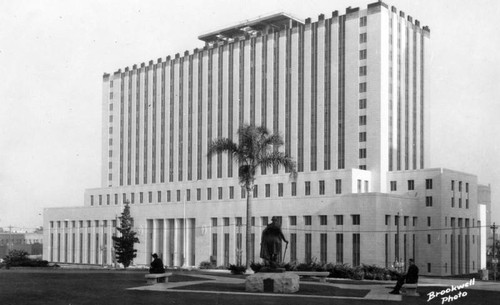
[390,258,419,294]
[149,253,165,274]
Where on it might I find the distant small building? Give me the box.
[0,229,43,257]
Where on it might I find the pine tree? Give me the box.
[112,202,139,268]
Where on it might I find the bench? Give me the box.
[145,272,173,285]
[402,283,418,296]
[287,271,330,283]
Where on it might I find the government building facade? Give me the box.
[44,1,491,276]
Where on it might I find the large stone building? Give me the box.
[44,2,491,276]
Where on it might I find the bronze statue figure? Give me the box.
[260,216,288,268]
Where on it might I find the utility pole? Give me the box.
[492,223,498,281]
[8,225,13,252]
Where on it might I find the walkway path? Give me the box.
[129,273,500,301]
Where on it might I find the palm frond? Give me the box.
[207,138,239,157]
[259,151,297,179]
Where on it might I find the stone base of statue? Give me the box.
[245,272,299,293]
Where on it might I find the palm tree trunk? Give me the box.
[245,188,252,272]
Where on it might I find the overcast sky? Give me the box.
[1,0,499,231]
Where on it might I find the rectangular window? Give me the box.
[197,188,201,201]
[241,187,246,199]
[319,215,327,225]
[427,217,431,227]
[359,98,367,109]
[426,196,433,207]
[253,185,258,198]
[335,179,342,194]
[261,217,268,226]
[451,197,455,207]
[404,216,409,226]
[352,214,360,225]
[319,180,325,195]
[320,233,327,263]
[359,33,367,43]
[149,191,153,203]
[265,184,270,197]
[223,217,229,226]
[278,183,284,197]
[305,181,311,195]
[229,186,234,199]
[289,216,297,226]
[427,234,431,244]
[360,16,367,27]
[385,215,390,225]
[466,198,469,209]
[459,181,462,192]
[176,190,180,202]
[408,180,415,190]
[359,82,367,93]
[466,183,469,193]
[186,189,191,201]
[451,180,455,191]
[459,198,462,208]
[218,187,223,200]
[336,234,344,263]
[359,49,367,60]
[359,132,366,142]
[291,182,297,196]
[353,233,361,266]
[359,66,367,76]
[426,179,433,189]
[305,233,312,263]
[207,188,212,200]
[304,216,312,226]
[157,191,161,203]
[390,181,397,191]
[335,215,344,225]
[359,115,367,125]
[428,263,431,273]
[290,233,297,261]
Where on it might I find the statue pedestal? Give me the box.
[245,272,299,293]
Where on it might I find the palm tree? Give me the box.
[207,124,296,271]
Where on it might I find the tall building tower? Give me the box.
[44,2,489,276]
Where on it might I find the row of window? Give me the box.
[451,180,469,193]
[451,197,469,209]
[390,178,433,191]
[89,179,347,206]
[50,219,118,229]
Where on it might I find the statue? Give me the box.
[260,216,288,269]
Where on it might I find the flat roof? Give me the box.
[198,12,304,42]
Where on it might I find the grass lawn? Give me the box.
[1,269,499,305]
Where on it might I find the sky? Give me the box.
[0,0,499,231]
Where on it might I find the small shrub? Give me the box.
[228,264,246,275]
[199,261,215,269]
[250,262,263,273]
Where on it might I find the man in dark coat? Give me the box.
[390,258,419,294]
[149,253,165,274]
[260,216,288,267]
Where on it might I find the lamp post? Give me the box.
[492,223,498,281]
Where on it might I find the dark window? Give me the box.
[408,180,414,190]
[425,179,433,189]
[352,214,360,225]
